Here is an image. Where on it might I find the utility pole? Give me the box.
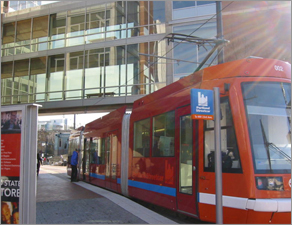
[73,114,76,129]
[216,1,224,64]
[214,87,223,224]
[165,33,229,73]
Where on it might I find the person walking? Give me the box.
[37,152,42,176]
[71,149,79,182]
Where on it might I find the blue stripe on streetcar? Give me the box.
[128,180,176,197]
[88,176,176,197]
[90,173,105,180]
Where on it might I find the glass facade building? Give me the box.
[1,1,217,112]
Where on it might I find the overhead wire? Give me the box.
[91,1,234,106]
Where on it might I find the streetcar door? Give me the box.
[83,138,90,181]
[105,131,118,191]
[176,106,198,216]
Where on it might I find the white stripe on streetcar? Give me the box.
[199,193,291,212]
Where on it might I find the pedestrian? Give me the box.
[37,152,42,176]
[71,149,79,182]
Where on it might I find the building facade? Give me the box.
[54,132,70,156]
[1,1,290,115]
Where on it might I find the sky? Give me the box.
[38,112,108,128]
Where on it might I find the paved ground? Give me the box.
[36,165,177,224]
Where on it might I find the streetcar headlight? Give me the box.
[256,177,283,191]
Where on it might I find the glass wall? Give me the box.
[14,59,30,103]
[2,22,15,56]
[30,56,47,102]
[171,1,217,79]
[65,51,84,99]
[173,21,217,79]
[2,1,166,56]
[86,4,106,43]
[84,48,106,97]
[1,62,13,104]
[1,1,217,105]
[1,40,166,104]
[48,54,64,101]
[32,16,49,52]
[15,19,31,55]
[105,46,126,95]
[67,8,86,46]
[49,12,66,48]
[9,1,42,11]
[173,1,215,20]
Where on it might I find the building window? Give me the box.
[30,56,47,102]
[1,62,13,105]
[13,59,29,104]
[32,16,49,41]
[197,1,215,6]
[2,1,167,56]
[86,5,106,35]
[173,1,196,9]
[105,46,126,96]
[48,54,64,101]
[149,1,165,24]
[173,1,215,9]
[16,19,31,43]
[67,8,85,37]
[1,2,169,104]
[49,12,66,50]
[65,51,84,100]
[173,1,216,20]
[2,22,16,46]
[32,16,49,52]
[173,22,217,78]
[84,48,107,97]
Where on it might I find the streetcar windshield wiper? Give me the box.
[260,119,291,168]
[260,119,272,169]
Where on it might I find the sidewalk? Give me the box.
[36,166,177,224]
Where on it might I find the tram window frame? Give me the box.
[89,138,101,165]
[204,97,242,173]
[133,118,150,157]
[100,138,106,165]
[152,111,175,157]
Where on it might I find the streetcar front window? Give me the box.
[204,97,242,173]
[242,82,291,174]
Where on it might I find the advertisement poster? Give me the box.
[1,110,22,224]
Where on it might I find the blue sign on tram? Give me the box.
[191,89,214,120]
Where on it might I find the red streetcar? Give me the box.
[68,58,291,224]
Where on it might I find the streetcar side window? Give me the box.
[152,111,175,157]
[204,97,242,173]
[90,139,100,165]
[100,138,106,165]
[133,118,150,157]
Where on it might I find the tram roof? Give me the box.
[133,58,291,109]
[83,106,127,137]
[69,126,84,138]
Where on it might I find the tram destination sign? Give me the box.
[191,89,214,120]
